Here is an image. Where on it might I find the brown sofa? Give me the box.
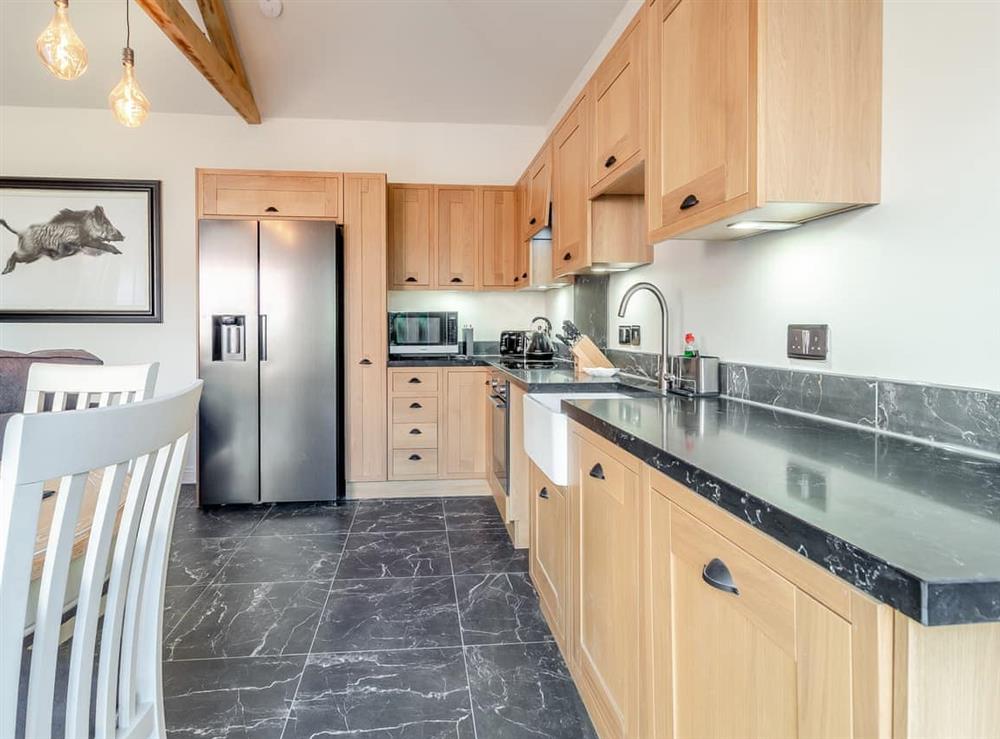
[0,349,102,449]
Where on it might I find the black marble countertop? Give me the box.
[562,394,1000,626]
[387,355,493,367]
[389,356,660,394]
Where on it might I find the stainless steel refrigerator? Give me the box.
[198,219,344,504]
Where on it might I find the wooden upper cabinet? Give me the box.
[525,143,553,238]
[552,96,591,278]
[388,184,433,289]
[435,186,478,290]
[646,0,882,241]
[514,172,531,285]
[199,170,342,221]
[590,11,644,194]
[479,187,519,289]
[653,0,750,232]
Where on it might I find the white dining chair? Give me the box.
[0,381,203,739]
[22,362,159,414]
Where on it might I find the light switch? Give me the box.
[787,324,828,360]
[618,325,632,344]
[630,326,641,346]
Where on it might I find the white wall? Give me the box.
[0,107,545,396]
[606,0,1000,391]
[388,290,548,342]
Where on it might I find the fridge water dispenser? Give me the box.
[212,315,246,362]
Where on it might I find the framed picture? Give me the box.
[0,177,162,323]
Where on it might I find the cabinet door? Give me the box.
[552,96,590,278]
[480,187,519,289]
[435,187,478,290]
[530,463,567,646]
[670,504,798,738]
[669,504,859,739]
[201,173,341,220]
[591,15,643,190]
[572,433,640,738]
[388,185,433,288]
[649,0,750,233]
[344,175,387,482]
[442,369,488,477]
[514,172,531,285]
[526,144,552,238]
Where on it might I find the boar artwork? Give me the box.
[0,205,125,275]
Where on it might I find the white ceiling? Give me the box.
[0,0,627,125]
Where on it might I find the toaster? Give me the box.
[668,355,721,397]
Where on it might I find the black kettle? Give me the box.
[525,316,554,360]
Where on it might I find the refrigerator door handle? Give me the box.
[260,314,269,361]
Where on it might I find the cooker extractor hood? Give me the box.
[524,227,572,291]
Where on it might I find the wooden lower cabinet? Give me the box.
[506,383,530,548]
[546,422,895,739]
[644,464,894,739]
[387,367,488,482]
[441,369,489,478]
[568,430,642,739]
[529,461,567,647]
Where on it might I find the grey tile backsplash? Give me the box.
[607,350,1000,456]
[877,381,1000,456]
[724,363,879,427]
[573,275,609,349]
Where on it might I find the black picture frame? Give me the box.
[0,177,162,323]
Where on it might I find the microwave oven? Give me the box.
[388,311,460,355]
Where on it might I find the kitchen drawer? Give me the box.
[670,504,796,656]
[390,369,440,394]
[391,396,438,424]
[392,422,438,449]
[392,449,438,478]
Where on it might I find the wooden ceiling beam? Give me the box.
[195,0,251,92]
[134,0,261,124]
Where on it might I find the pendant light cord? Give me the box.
[125,0,130,49]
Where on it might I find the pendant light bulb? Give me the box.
[109,47,150,127]
[36,0,88,80]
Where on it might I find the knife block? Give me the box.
[571,336,615,370]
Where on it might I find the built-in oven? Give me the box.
[489,372,509,495]
[388,311,460,356]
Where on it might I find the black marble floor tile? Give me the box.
[175,483,198,509]
[163,585,207,638]
[466,642,597,739]
[251,501,357,536]
[448,528,528,575]
[166,536,242,587]
[171,505,270,540]
[337,531,452,579]
[443,496,506,530]
[311,577,461,653]
[455,573,553,646]
[162,655,304,739]
[350,498,446,533]
[283,649,474,739]
[164,581,329,660]
[215,534,346,584]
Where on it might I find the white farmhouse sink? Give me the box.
[523,393,628,485]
